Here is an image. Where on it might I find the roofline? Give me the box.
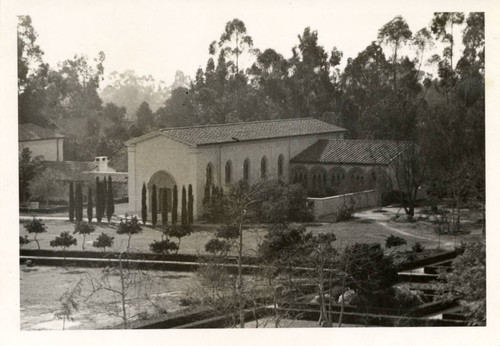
[157,117,329,131]
[125,130,163,146]
[290,160,389,166]
[127,118,347,147]
[19,136,65,142]
[195,129,347,147]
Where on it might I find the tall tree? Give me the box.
[17,16,49,126]
[287,27,341,119]
[29,168,62,207]
[87,186,93,223]
[181,185,187,226]
[172,185,178,225]
[162,188,168,226]
[95,177,102,223]
[106,176,114,222]
[75,182,83,222]
[152,184,157,228]
[377,15,412,93]
[68,182,75,222]
[188,184,194,224]
[141,183,147,225]
[431,12,465,105]
[136,101,154,132]
[19,148,42,203]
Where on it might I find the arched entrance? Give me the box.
[148,170,176,213]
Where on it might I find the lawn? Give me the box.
[20,205,484,256]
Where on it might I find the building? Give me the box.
[19,123,64,161]
[41,156,128,202]
[126,118,349,219]
[126,118,413,219]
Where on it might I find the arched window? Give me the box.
[206,163,213,185]
[243,159,250,182]
[277,154,284,177]
[225,160,232,184]
[261,156,268,179]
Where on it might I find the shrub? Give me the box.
[336,199,355,222]
[392,285,425,308]
[149,239,178,255]
[385,235,407,248]
[412,242,425,253]
[73,222,96,250]
[19,235,31,246]
[93,232,114,252]
[341,243,398,302]
[24,217,47,249]
[50,231,77,265]
[117,216,142,252]
[165,224,192,253]
[205,238,231,256]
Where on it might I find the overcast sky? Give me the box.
[15,0,480,87]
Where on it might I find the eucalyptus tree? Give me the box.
[378,15,412,93]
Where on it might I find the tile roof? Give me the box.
[128,118,346,146]
[50,117,115,138]
[19,123,64,141]
[291,139,412,165]
[41,161,128,183]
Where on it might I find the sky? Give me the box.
[13,0,478,87]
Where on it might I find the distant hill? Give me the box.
[100,70,191,121]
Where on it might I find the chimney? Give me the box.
[95,156,109,172]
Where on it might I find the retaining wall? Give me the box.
[308,189,381,221]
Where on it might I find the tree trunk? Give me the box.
[238,211,245,329]
[118,253,128,329]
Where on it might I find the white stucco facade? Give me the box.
[127,131,345,219]
[19,137,64,161]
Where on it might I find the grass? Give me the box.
[20,205,484,256]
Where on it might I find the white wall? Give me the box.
[127,135,197,217]
[19,138,63,161]
[308,189,381,220]
[128,131,345,220]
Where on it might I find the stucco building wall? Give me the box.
[128,135,197,217]
[19,138,63,161]
[128,131,345,220]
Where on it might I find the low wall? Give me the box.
[308,189,381,221]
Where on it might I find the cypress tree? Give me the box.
[106,176,114,222]
[152,184,157,228]
[141,183,147,225]
[95,177,102,223]
[87,186,93,222]
[102,177,107,217]
[188,184,194,224]
[172,185,178,225]
[69,182,74,222]
[162,189,168,226]
[203,181,211,209]
[75,182,83,221]
[181,185,187,226]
